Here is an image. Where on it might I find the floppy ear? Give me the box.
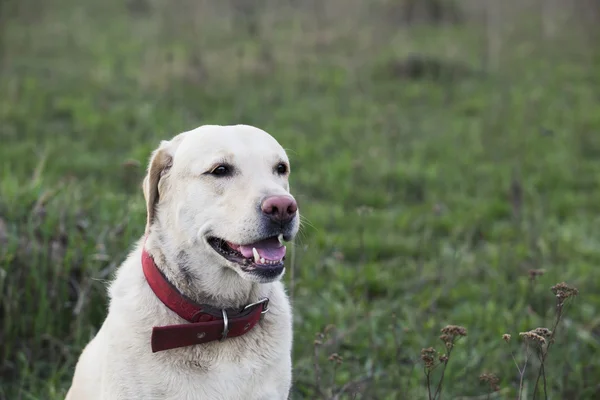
[143,140,173,233]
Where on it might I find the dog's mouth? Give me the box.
[208,235,287,269]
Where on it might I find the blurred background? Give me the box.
[1,0,600,398]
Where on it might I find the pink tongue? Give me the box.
[234,237,286,261]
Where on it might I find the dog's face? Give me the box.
[143,125,300,283]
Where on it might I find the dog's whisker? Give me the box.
[299,216,318,233]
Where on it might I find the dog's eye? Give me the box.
[210,165,231,177]
[276,163,288,175]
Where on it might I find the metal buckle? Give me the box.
[220,309,229,342]
[242,297,270,315]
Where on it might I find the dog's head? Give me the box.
[143,124,300,283]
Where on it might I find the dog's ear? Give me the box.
[143,140,173,233]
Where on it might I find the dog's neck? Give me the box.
[144,227,262,309]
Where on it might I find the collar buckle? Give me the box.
[243,297,270,316]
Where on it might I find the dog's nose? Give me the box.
[261,195,298,224]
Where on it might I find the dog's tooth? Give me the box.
[277,234,284,247]
[252,248,260,264]
[260,257,265,264]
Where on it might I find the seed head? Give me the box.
[439,334,452,343]
[528,269,545,281]
[439,325,467,349]
[551,282,579,303]
[532,327,552,339]
[328,353,343,365]
[479,372,500,392]
[502,334,511,343]
[441,325,468,337]
[519,331,546,346]
[420,347,437,370]
[439,354,449,363]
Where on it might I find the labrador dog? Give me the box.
[66,125,299,400]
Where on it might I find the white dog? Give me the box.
[66,125,300,400]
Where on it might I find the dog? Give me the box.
[66,124,300,400]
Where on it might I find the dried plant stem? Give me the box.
[543,365,548,399]
[537,355,548,400]
[510,350,522,375]
[433,347,453,400]
[426,369,433,400]
[330,362,339,392]
[313,341,323,398]
[331,373,377,400]
[518,345,531,400]
[532,303,565,399]
[422,326,467,400]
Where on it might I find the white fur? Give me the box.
[66,125,299,400]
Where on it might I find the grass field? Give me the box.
[1,0,600,398]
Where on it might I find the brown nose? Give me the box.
[261,195,298,224]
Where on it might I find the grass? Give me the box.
[1,0,600,398]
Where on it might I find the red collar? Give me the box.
[141,248,269,352]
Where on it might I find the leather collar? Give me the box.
[141,247,269,352]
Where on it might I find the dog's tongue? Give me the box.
[232,237,286,261]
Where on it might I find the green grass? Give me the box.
[1,0,600,398]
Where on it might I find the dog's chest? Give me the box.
[197,315,281,359]
[177,330,273,371]
[137,329,286,399]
